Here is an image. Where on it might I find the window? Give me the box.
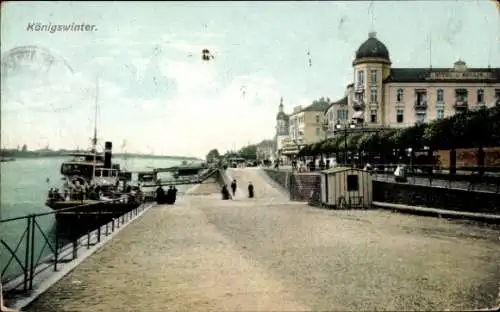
[437,89,444,102]
[370,110,377,123]
[477,89,484,103]
[396,89,404,102]
[337,109,348,121]
[315,115,320,123]
[315,127,320,136]
[396,109,404,123]
[370,88,378,103]
[416,112,426,123]
[357,70,364,85]
[455,89,468,102]
[371,69,377,84]
[436,108,444,120]
[329,111,334,121]
[416,91,427,106]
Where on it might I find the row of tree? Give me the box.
[206,145,258,163]
[206,139,278,163]
[298,106,500,157]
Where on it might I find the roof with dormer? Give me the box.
[325,96,348,112]
[383,67,500,83]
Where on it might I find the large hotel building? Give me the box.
[276,32,500,159]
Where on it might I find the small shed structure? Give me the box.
[320,167,373,209]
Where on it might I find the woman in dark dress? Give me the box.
[156,186,165,204]
[221,185,231,200]
[248,182,254,198]
[172,186,178,204]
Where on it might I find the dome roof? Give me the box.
[354,32,390,62]
[276,111,288,120]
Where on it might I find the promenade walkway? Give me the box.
[22,169,500,311]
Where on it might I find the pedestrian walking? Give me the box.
[230,179,237,196]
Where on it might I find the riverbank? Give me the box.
[0,151,200,161]
[0,157,195,286]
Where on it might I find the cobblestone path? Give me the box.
[24,170,500,311]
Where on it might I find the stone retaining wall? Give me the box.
[263,169,321,203]
[372,182,500,215]
[215,169,232,187]
[263,169,500,214]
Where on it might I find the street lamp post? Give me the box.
[320,121,329,162]
[336,121,356,165]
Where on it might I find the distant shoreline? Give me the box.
[0,152,200,161]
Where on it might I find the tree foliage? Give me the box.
[239,145,258,160]
[299,106,500,156]
[205,148,220,162]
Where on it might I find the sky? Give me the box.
[1,1,499,158]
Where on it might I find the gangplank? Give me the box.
[120,164,220,188]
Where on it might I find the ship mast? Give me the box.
[92,76,99,183]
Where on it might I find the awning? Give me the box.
[281,149,299,155]
[352,111,364,120]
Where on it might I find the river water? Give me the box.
[0,156,192,281]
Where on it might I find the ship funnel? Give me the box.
[104,141,112,170]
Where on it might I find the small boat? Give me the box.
[0,157,15,162]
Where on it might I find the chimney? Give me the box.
[104,141,112,171]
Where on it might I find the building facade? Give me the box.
[280,99,330,157]
[256,139,276,161]
[275,98,331,158]
[325,31,500,137]
[275,97,290,158]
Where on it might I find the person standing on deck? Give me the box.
[230,179,237,196]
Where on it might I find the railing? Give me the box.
[454,99,468,109]
[367,164,500,194]
[277,164,500,193]
[414,100,428,109]
[141,166,219,188]
[1,199,150,297]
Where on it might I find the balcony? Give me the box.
[454,99,468,110]
[470,102,487,111]
[352,99,365,111]
[355,84,364,93]
[414,100,427,110]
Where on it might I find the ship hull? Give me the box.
[46,199,143,239]
[46,199,142,219]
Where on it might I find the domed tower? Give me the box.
[351,31,391,125]
[276,97,289,136]
[275,97,289,159]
